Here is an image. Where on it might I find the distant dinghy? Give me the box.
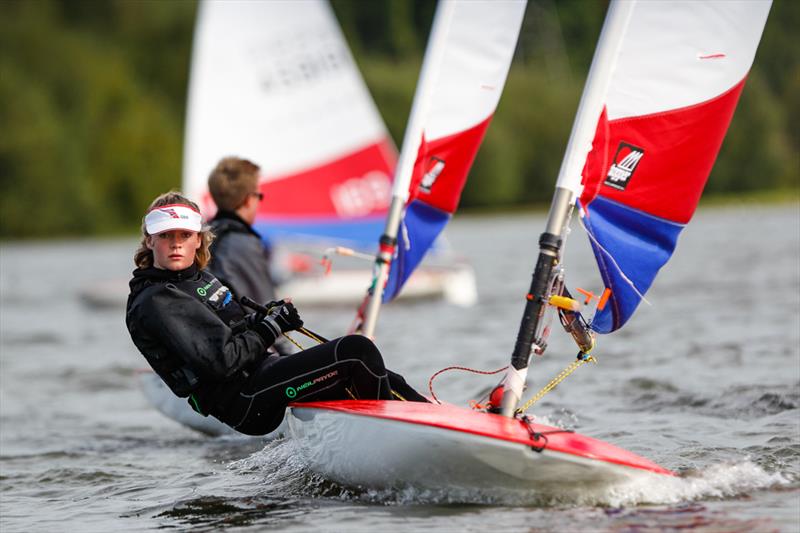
[182,0,477,307]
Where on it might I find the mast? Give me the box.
[499,0,636,417]
[360,1,457,338]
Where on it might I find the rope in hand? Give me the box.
[239,296,328,349]
[283,326,327,349]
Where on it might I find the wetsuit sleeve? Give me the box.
[140,284,267,382]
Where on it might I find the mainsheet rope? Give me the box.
[427,354,597,415]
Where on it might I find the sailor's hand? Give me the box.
[261,300,283,311]
[265,300,303,334]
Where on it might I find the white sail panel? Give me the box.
[423,1,528,140]
[606,0,772,120]
[183,0,389,202]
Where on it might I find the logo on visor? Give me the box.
[160,208,189,220]
[605,142,644,191]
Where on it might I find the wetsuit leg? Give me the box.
[227,335,395,435]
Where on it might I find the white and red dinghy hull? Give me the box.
[288,401,672,491]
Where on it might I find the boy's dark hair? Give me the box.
[207,157,260,211]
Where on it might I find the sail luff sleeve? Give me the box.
[553,0,636,198]
[387,1,457,206]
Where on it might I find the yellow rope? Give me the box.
[283,326,328,350]
[282,332,304,351]
[515,353,597,415]
[298,327,325,344]
[260,301,326,348]
[391,389,408,401]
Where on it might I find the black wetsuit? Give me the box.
[126,264,426,435]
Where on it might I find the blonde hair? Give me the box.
[134,191,214,269]
[207,156,260,211]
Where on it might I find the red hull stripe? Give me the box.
[580,76,748,224]
[293,400,674,476]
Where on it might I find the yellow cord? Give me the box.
[515,354,597,415]
[298,327,325,344]
[283,327,327,350]
[282,332,304,351]
[391,389,408,401]
[261,302,326,347]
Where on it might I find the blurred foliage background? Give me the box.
[0,0,797,238]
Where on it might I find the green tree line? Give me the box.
[0,0,797,238]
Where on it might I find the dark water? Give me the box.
[1,204,798,531]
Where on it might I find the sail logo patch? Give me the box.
[605,142,644,191]
[420,156,445,194]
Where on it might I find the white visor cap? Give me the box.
[145,204,203,235]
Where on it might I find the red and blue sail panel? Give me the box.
[383,119,493,301]
[577,1,771,333]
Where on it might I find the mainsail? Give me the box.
[356,0,527,336]
[499,0,772,416]
[183,0,395,250]
[576,0,772,333]
[380,0,527,302]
